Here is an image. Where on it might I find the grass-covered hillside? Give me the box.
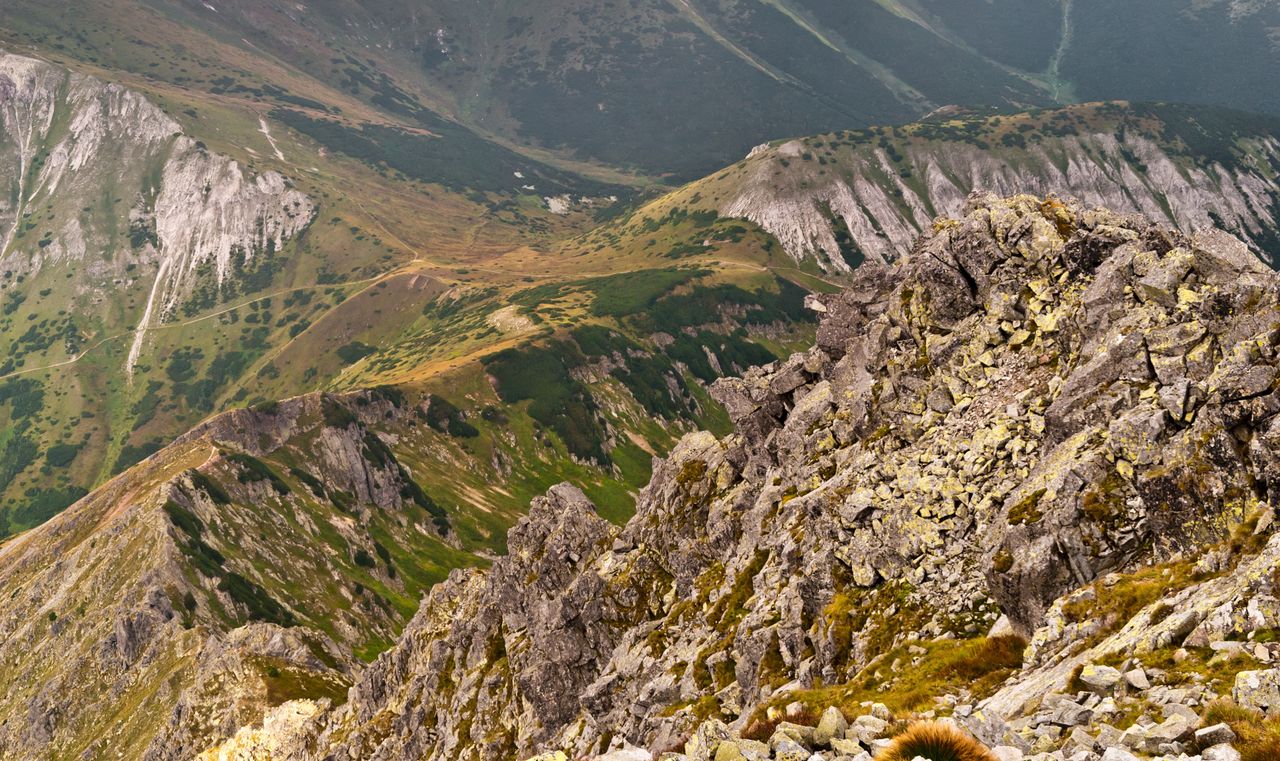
[0,46,817,535]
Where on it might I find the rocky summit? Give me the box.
[153,193,1280,760]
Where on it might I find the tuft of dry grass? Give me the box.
[875,721,997,761]
[1201,700,1280,761]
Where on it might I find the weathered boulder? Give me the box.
[1234,669,1280,716]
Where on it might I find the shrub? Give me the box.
[321,396,359,429]
[224,452,291,495]
[424,394,479,438]
[44,443,82,468]
[877,722,997,761]
[336,341,376,364]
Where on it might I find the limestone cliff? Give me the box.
[0,50,314,374]
[706,105,1280,272]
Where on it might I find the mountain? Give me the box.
[8,194,1280,760]
[257,194,1280,759]
[3,0,1280,539]
[5,44,1280,564]
[0,48,819,533]
[4,1,1280,179]
[692,102,1280,272]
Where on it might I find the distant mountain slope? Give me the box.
[0,51,316,529]
[0,391,468,759]
[0,43,823,540]
[5,0,1276,179]
[659,103,1280,271]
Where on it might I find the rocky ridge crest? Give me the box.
[717,109,1280,272]
[201,192,1280,759]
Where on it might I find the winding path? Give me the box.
[0,274,387,384]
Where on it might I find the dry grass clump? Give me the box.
[875,721,997,761]
[1201,700,1280,761]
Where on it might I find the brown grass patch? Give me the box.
[875,721,997,761]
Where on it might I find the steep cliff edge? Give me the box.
[0,389,471,760]
[0,50,314,522]
[701,104,1280,272]
[0,50,314,366]
[219,193,1280,760]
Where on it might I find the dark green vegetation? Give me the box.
[7,0,1275,179]
[489,270,810,465]
[272,109,616,197]
[2,0,1279,536]
[484,341,611,464]
[1065,1,1280,116]
[423,395,479,438]
[164,498,295,626]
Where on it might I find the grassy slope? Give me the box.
[0,3,833,539]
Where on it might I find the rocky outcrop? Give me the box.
[8,193,1280,760]
[0,50,314,374]
[225,193,1280,759]
[716,107,1280,272]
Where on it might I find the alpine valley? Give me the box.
[3,3,1280,761]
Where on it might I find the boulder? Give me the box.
[768,738,809,761]
[1203,744,1243,761]
[1234,669,1280,715]
[1122,668,1150,691]
[813,707,849,747]
[1195,723,1237,747]
[1077,664,1124,695]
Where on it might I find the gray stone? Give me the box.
[1195,723,1237,747]
[1203,744,1243,761]
[814,707,848,748]
[1062,726,1095,752]
[774,723,815,746]
[685,720,732,761]
[829,738,864,756]
[1162,703,1199,723]
[852,715,889,737]
[1123,668,1150,691]
[1143,715,1193,748]
[769,738,809,761]
[1078,664,1124,694]
[1234,669,1280,715]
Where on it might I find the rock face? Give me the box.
[0,49,314,374]
[197,193,1280,759]
[713,106,1280,272]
